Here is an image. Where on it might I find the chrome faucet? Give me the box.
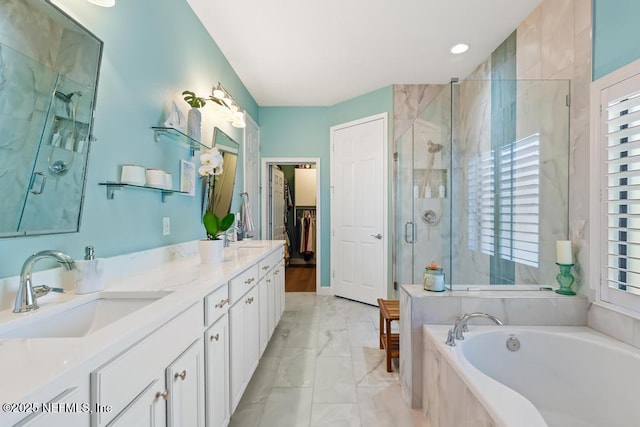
[446,312,503,346]
[13,250,76,313]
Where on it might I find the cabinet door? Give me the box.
[259,275,269,355]
[244,286,260,381]
[166,340,205,427]
[229,300,245,412]
[267,271,276,338]
[15,387,89,427]
[275,261,285,322]
[205,315,229,427]
[108,378,166,427]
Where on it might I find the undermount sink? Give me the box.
[0,291,171,339]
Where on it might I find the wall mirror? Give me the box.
[0,0,103,238]
[212,128,238,219]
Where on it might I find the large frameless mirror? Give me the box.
[211,127,238,219]
[0,0,103,238]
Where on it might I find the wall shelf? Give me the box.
[99,181,188,203]
[152,126,207,156]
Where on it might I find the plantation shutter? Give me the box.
[498,134,540,267]
[468,150,495,255]
[604,84,640,298]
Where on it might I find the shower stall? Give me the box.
[394,79,570,288]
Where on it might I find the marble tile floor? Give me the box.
[230,292,427,427]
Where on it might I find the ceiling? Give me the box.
[186,0,542,107]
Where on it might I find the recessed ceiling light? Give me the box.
[88,0,115,7]
[450,43,469,54]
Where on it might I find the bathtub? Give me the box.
[422,325,640,427]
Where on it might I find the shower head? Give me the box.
[428,141,443,153]
[54,90,82,103]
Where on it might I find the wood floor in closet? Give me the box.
[285,266,316,292]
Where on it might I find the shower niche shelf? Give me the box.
[152,126,207,156]
[99,181,188,203]
[414,168,448,199]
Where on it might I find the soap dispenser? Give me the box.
[74,245,106,294]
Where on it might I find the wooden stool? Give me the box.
[377,298,400,372]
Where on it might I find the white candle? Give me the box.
[556,240,573,265]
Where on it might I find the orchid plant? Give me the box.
[199,148,234,240]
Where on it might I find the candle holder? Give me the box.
[555,263,576,295]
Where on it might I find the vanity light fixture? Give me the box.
[450,43,469,54]
[210,83,246,128]
[88,0,115,7]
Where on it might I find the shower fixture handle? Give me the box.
[371,233,383,240]
[29,172,47,195]
[404,222,416,243]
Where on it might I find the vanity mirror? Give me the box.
[211,128,238,219]
[0,0,103,238]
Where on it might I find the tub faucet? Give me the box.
[13,250,76,313]
[446,312,504,346]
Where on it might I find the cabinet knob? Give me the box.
[246,297,254,304]
[210,333,220,342]
[245,277,255,285]
[156,389,169,401]
[262,266,270,270]
[274,270,280,275]
[215,298,229,308]
[174,370,187,381]
[266,279,271,283]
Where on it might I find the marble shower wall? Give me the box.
[0,0,100,235]
[515,0,592,291]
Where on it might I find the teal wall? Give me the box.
[260,86,393,287]
[593,0,640,80]
[0,0,257,278]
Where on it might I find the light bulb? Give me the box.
[212,85,225,99]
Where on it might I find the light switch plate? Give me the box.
[163,217,170,235]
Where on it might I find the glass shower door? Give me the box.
[394,86,452,288]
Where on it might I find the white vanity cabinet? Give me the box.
[13,385,90,427]
[203,284,230,427]
[91,302,203,427]
[228,264,260,412]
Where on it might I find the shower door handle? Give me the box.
[29,172,47,195]
[404,222,416,244]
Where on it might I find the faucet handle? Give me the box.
[32,285,64,298]
[446,329,457,346]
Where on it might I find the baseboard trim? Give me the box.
[316,286,332,296]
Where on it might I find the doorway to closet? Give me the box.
[261,158,321,293]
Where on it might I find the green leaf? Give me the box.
[219,213,235,232]
[203,211,220,238]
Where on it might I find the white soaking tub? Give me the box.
[422,325,640,427]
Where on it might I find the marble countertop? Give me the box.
[0,240,283,412]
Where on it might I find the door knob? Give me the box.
[371,234,382,240]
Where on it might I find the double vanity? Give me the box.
[0,240,285,427]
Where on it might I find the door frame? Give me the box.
[261,157,322,294]
[330,112,389,302]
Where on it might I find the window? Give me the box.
[602,77,640,304]
[498,134,540,267]
[468,150,495,255]
[468,134,540,268]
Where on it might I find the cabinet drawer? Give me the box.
[229,265,259,304]
[91,302,202,426]
[258,250,283,278]
[204,284,229,326]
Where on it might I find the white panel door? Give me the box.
[331,114,388,305]
[243,114,261,238]
[270,166,286,241]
